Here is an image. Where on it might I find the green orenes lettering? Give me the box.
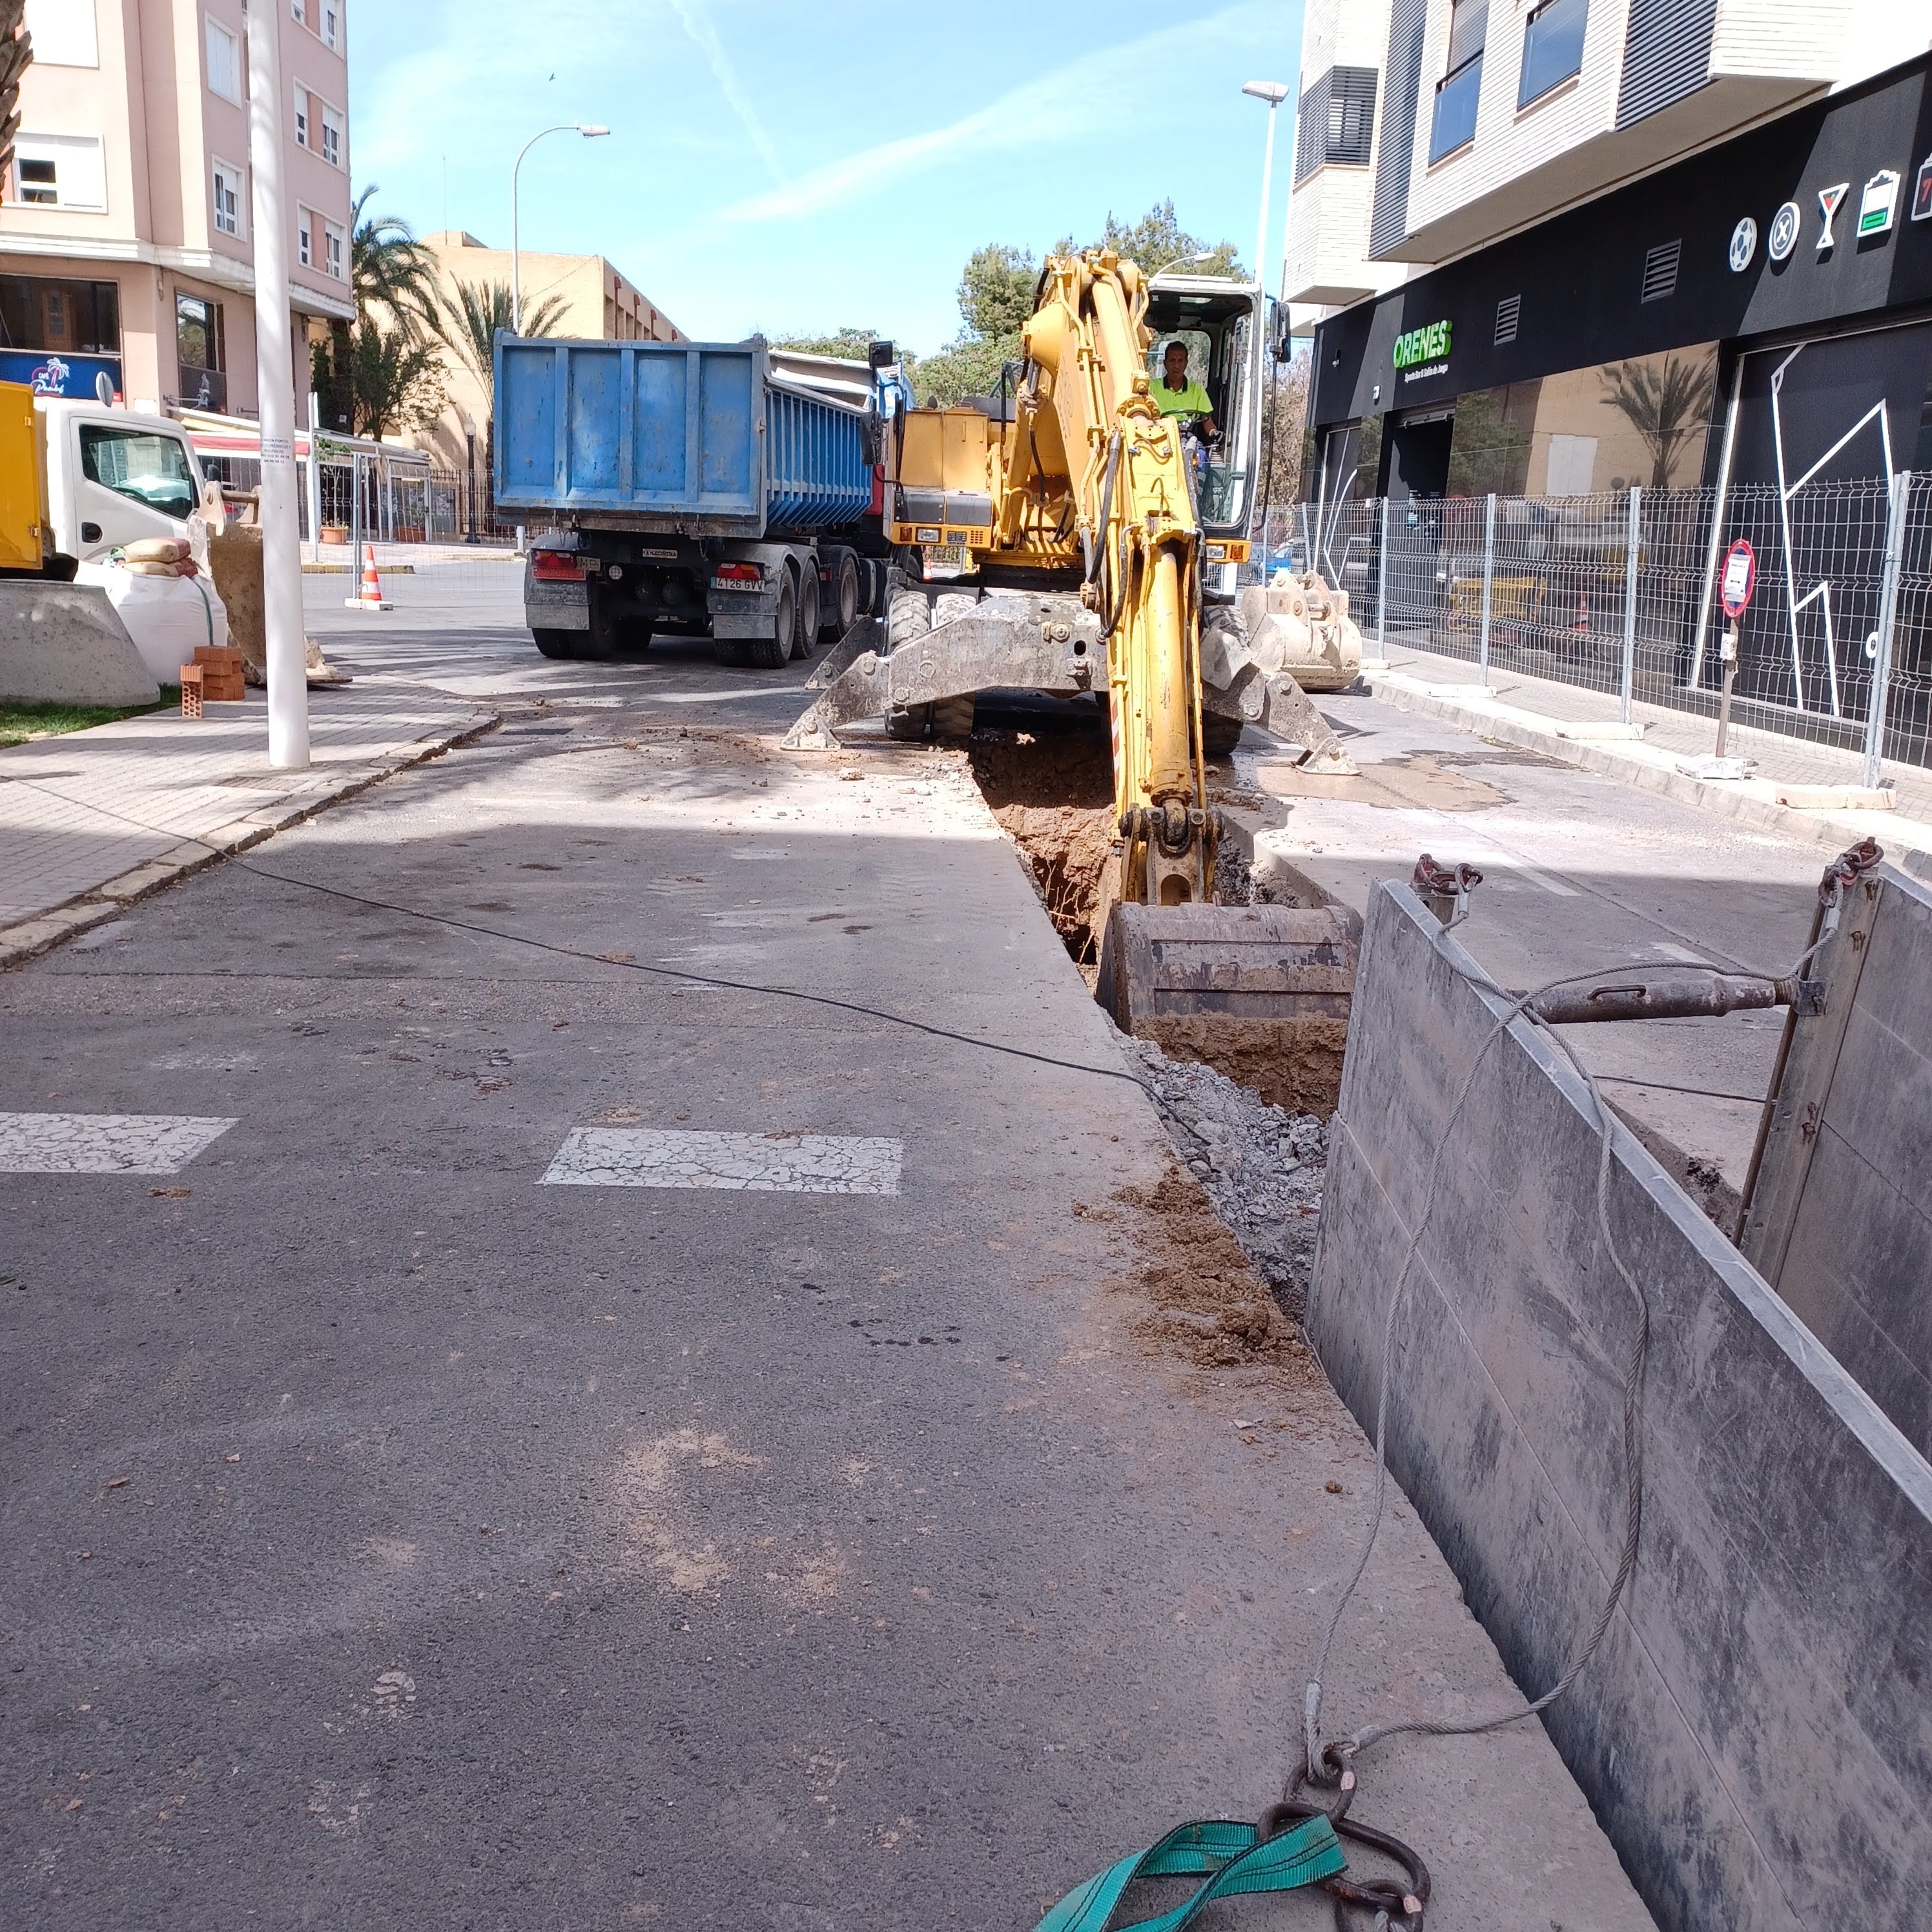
[1392,320,1452,371]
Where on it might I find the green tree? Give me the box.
[766,327,889,360]
[440,278,569,478]
[1092,200,1244,280]
[350,185,440,341]
[1600,351,1716,489]
[348,318,447,442]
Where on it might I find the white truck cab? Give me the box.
[36,399,206,566]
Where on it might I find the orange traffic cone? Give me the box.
[344,542,392,611]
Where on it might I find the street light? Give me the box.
[463,414,478,545]
[1241,80,1290,302]
[510,123,610,334]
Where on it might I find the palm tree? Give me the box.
[0,2,33,181]
[350,184,440,342]
[1600,351,1716,489]
[440,279,568,524]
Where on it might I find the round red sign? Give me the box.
[1720,539,1756,619]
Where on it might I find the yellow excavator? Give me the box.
[786,251,1362,1090]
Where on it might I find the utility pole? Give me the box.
[245,0,308,768]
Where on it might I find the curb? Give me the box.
[0,709,499,970]
[1360,668,1932,881]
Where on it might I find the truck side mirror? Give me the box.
[867,340,895,370]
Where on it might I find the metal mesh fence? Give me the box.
[1272,475,1932,779]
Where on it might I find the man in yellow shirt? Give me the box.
[1152,340,1218,440]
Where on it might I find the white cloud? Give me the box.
[718,3,1273,225]
[668,0,788,187]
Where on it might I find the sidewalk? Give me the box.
[1363,637,1932,874]
[0,684,496,966]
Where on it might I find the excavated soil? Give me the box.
[968,728,1116,969]
[1140,1014,1349,1120]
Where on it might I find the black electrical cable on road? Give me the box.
[6,772,1155,1093]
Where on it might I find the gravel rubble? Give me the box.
[1116,1027,1330,1316]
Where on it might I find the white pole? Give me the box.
[246,0,308,768]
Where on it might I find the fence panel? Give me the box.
[1277,475,1932,775]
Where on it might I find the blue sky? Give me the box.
[348,0,1306,353]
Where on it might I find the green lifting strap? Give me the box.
[1033,1816,1346,1932]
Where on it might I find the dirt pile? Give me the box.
[1122,1030,1330,1316]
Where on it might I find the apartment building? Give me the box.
[1290,0,1932,509]
[412,230,680,471]
[0,0,354,422]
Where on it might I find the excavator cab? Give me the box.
[1141,274,1261,539]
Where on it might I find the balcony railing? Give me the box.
[1430,54,1482,162]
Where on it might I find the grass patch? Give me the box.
[0,687,180,747]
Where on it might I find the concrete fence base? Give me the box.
[0,581,159,708]
[1308,881,1932,1932]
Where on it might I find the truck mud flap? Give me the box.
[1204,664,1357,776]
[784,608,1102,750]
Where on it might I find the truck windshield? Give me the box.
[79,424,198,520]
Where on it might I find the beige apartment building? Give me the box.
[0,0,354,422]
[413,231,681,471]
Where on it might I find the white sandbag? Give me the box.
[75,561,229,683]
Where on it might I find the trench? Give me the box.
[962,702,1348,1123]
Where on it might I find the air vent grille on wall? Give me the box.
[1641,240,1681,302]
[1494,294,1521,344]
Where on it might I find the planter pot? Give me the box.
[320,524,349,545]
[393,525,426,544]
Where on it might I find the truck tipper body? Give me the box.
[493,333,906,666]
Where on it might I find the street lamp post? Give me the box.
[464,416,478,545]
[1242,81,1290,584]
[510,122,609,334]
[1241,81,1290,303]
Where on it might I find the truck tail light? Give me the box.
[710,561,765,590]
[531,550,586,582]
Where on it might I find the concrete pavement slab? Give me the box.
[0,586,1656,1929]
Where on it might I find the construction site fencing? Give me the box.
[1260,475,1932,782]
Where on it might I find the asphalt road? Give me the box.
[1,575,1654,1931]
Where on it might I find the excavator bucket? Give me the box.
[1099,901,1361,1118]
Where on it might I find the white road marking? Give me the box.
[0,1111,238,1175]
[542,1127,901,1195]
[1650,943,1708,964]
[1512,864,1580,898]
[152,1051,261,1072]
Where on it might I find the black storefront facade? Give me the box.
[1306,50,1932,758]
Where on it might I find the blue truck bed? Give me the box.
[493,335,874,536]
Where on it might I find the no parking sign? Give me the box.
[1720,539,1756,619]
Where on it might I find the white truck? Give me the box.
[32,396,208,572]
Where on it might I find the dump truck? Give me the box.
[492,337,909,664]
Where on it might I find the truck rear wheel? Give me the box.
[714,637,749,666]
[792,565,820,660]
[821,550,859,640]
[533,629,584,661]
[745,572,794,670]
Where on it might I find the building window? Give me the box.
[294,86,309,147]
[0,275,120,353]
[1293,67,1379,181]
[321,3,339,49]
[320,105,342,169]
[290,1,304,19]
[1430,0,1485,163]
[297,209,312,267]
[1519,0,1588,108]
[206,19,242,103]
[212,159,243,238]
[325,221,345,279]
[11,133,107,211]
[176,293,227,411]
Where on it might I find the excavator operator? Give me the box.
[1152,339,1218,442]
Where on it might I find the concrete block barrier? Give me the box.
[0,581,159,707]
[1308,881,1932,1932]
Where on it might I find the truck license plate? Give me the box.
[923,542,971,578]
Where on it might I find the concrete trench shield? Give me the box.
[1307,882,1932,1932]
